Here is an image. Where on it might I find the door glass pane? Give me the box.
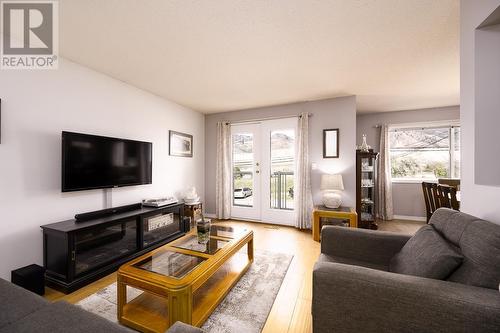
[360,157,375,222]
[270,129,295,210]
[75,220,137,276]
[142,210,182,248]
[233,133,254,207]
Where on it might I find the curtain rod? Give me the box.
[373,123,460,130]
[226,113,313,125]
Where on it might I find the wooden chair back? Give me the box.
[438,178,460,191]
[436,184,460,211]
[422,182,438,223]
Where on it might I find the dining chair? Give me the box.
[436,184,460,211]
[422,182,438,223]
[438,178,460,191]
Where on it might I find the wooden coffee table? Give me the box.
[117,225,253,333]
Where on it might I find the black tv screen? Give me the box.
[62,131,152,192]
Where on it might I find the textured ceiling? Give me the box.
[59,0,459,114]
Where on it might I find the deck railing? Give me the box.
[271,171,294,210]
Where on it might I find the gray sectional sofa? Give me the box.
[313,208,500,333]
[0,278,202,333]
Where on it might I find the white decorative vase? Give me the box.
[358,134,371,152]
[323,191,342,209]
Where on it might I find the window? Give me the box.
[389,123,460,181]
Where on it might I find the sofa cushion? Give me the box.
[0,278,48,329]
[389,225,463,279]
[430,208,500,290]
[318,253,388,272]
[0,301,133,333]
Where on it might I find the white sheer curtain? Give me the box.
[377,124,394,220]
[216,121,231,219]
[294,113,314,229]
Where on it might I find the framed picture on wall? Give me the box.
[169,130,193,157]
[323,128,339,158]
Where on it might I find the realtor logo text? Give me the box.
[1,1,58,69]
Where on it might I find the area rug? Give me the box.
[76,250,293,333]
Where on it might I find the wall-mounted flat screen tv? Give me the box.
[62,131,152,192]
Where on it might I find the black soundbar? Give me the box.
[74,203,143,222]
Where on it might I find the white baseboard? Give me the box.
[207,212,426,222]
[393,215,426,222]
[203,213,294,227]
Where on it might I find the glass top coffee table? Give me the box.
[117,225,253,333]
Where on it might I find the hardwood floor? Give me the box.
[45,218,424,332]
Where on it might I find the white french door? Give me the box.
[230,118,297,225]
[231,124,262,220]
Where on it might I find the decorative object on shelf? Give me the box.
[357,134,371,152]
[169,130,193,157]
[356,149,379,229]
[361,179,374,187]
[320,174,344,208]
[323,128,339,158]
[184,186,200,204]
[197,216,211,244]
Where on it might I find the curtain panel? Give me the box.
[294,113,314,229]
[377,124,394,220]
[216,122,232,219]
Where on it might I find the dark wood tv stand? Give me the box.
[41,202,187,294]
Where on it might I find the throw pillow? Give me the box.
[389,225,463,279]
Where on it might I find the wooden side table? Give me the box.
[184,202,203,229]
[312,206,358,242]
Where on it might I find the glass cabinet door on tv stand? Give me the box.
[356,150,379,229]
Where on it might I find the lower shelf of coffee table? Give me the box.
[121,251,252,331]
[192,251,251,326]
[122,293,169,333]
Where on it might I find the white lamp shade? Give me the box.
[321,174,344,191]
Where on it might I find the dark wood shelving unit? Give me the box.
[41,202,187,293]
[356,150,379,229]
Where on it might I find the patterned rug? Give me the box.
[77,250,293,333]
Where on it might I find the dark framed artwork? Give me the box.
[169,130,193,157]
[323,128,339,158]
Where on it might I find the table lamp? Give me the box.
[320,174,344,208]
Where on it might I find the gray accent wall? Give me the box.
[204,96,357,217]
[357,106,460,218]
[461,0,500,225]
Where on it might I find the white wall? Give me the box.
[204,96,357,217]
[357,106,460,219]
[461,0,500,224]
[0,59,205,279]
